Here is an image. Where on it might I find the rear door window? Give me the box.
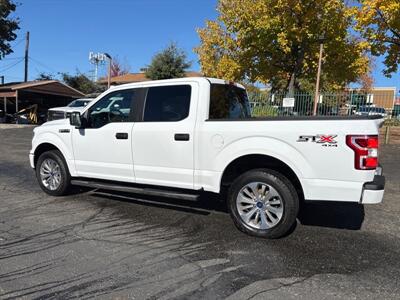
[143,85,191,122]
[209,84,251,119]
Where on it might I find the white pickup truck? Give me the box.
[47,98,93,121]
[30,77,385,238]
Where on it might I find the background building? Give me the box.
[98,71,202,86]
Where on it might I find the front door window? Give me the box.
[87,89,135,128]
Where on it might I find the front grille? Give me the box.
[47,110,66,121]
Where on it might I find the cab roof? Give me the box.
[108,77,245,91]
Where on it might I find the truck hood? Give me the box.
[48,106,86,113]
[35,119,70,131]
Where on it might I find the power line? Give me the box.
[3,75,23,81]
[11,38,25,48]
[0,58,24,72]
[0,58,24,69]
[0,37,27,63]
[29,56,58,73]
[33,66,58,78]
[0,56,24,61]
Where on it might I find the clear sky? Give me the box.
[1,0,399,94]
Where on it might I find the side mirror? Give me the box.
[69,111,82,128]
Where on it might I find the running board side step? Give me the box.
[71,179,200,201]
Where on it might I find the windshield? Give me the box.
[358,106,386,113]
[68,100,91,107]
[358,106,369,112]
[373,107,385,113]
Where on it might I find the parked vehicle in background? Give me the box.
[0,109,5,123]
[356,106,387,118]
[30,78,385,239]
[68,99,93,108]
[47,98,93,121]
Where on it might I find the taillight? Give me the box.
[346,135,379,170]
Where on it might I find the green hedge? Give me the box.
[384,118,400,127]
[252,105,279,117]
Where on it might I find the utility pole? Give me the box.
[24,31,30,82]
[104,53,112,89]
[1,76,4,118]
[313,41,324,116]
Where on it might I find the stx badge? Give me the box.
[297,135,338,147]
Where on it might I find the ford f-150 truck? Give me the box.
[30,77,385,238]
[47,98,93,121]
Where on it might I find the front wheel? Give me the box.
[227,169,299,239]
[35,150,71,196]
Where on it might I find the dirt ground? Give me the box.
[380,126,400,144]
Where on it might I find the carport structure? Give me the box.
[0,80,85,120]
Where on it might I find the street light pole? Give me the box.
[313,42,324,116]
[104,53,112,89]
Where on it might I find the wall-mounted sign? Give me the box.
[283,97,295,107]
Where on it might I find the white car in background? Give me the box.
[355,106,388,118]
[47,98,93,121]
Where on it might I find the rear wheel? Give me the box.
[227,168,299,239]
[35,150,71,196]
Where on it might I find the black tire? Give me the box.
[35,150,71,196]
[227,168,299,239]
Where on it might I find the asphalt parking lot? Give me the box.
[1,127,400,299]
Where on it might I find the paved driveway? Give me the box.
[0,127,399,299]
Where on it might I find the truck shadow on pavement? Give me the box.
[91,190,227,216]
[91,190,365,231]
[298,201,364,230]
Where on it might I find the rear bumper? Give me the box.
[360,175,385,204]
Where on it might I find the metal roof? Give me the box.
[98,71,203,84]
[0,80,85,98]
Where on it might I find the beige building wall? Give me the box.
[371,88,396,109]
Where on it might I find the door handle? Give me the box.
[115,132,128,139]
[174,133,190,141]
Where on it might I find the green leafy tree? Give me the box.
[0,0,19,59]
[61,72,105,95]
[145,43,191,80]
